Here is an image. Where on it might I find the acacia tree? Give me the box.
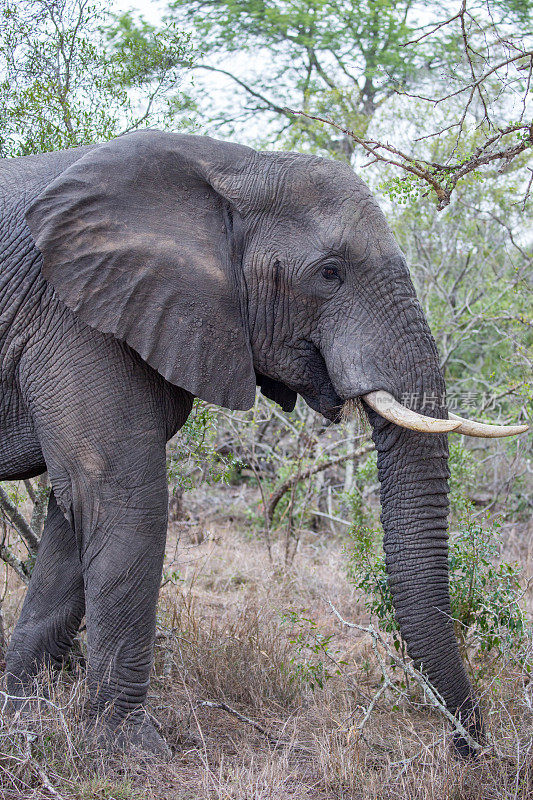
[148,0,532,202]
[159,0,429,156]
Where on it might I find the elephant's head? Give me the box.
[26,131,527,753]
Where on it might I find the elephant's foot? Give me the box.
[91,709,171,760]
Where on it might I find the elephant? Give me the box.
[0,130,528,757]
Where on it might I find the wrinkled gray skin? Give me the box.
[1,131,482,757]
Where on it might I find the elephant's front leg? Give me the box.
[79,469,169,755]
[18,325,191,754]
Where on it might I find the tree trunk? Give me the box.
[0,599,5,662]
[30,473,50,538]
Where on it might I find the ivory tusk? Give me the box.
[362,391,461,433]
[448,412,529,438]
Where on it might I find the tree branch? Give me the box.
[328,601,484,753]
[0,542,31,584]
[195,64,289,116]
[267,442,372,523]
[0,485,40,554]
[286,109,532,209]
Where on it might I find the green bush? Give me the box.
[281,610,345,691]
[167,400,241,491]
[448,508,525,660]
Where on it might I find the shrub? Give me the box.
[448,508,525,662]
[167,400,241,491]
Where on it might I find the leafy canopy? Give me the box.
[0,0,194,157]
[162,0,424,153]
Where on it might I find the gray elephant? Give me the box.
[0,131,527,757]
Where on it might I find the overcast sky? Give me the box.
[114,0,166,21]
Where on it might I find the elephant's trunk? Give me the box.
[322,255,493,753]
[366,402,484,754]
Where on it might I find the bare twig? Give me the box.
[196,700,310,752]
[0,484,40,554]
[197,700,273,739]
[267,442,372,523]
[328,601,484,753]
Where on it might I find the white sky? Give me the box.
[113,0,165,22]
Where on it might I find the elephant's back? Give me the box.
[0,145,96,216]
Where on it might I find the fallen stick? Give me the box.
[196,700,310,752]
[197,700,272,738]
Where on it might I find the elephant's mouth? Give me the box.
[302,345,451,428]
[300,388,344,421]
[296,343,344,421]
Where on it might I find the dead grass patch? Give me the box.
[1,514,532,798]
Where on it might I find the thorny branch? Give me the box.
[287,1,533,209]
[287,110,532,209]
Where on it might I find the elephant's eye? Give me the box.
[322,265,341,281]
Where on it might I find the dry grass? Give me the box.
[1,488,532,799]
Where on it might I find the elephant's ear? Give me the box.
[25,130,257,410]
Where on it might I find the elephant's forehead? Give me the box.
[315,210,400,263]
[275,157,394,232]
[293,169,399,255]
[257,151,366,204]
[251,152,401,258]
